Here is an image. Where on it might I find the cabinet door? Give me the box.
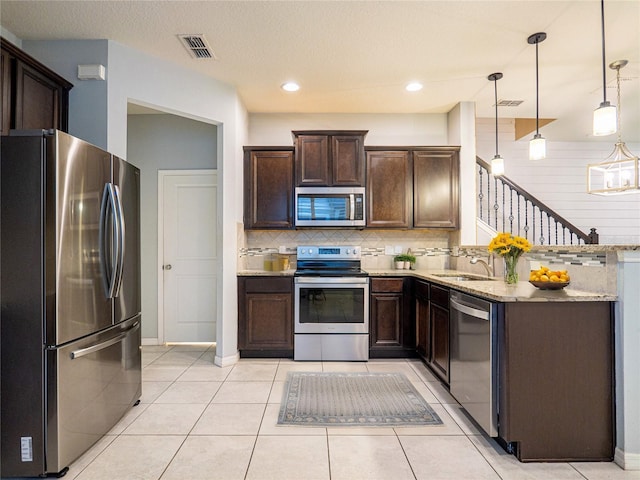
[415,282,430,359]
[366,150,411,228]
[295,135,330,186]
[242,293,293,349]
[244,150,294,229]
[430,303,450,383]
[413,150,459,228]
[238,277,293,353]
[13,60,62,131]
[331,135,365,186]
[1,48,10,135]
[370,293,403,348]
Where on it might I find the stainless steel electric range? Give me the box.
[294,246,369,361]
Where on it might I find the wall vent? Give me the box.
[178,34,216,59]
[497,100,524,107]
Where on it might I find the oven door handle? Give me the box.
[295,276,369,285]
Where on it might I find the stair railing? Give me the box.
[477,157,599,245]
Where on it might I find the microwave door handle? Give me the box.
[349,194,355,221]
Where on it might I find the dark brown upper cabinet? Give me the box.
[413,149,460,228]
[293,130,367,186]
[366,146,460,229]
[366,150,412,228]
[243,147,295,230]
[1,38,72,136]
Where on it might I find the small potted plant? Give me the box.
[394,254,416,269]
[393,254,407,269]
[405,253,416,269]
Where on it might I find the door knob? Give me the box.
[163,264,172,270]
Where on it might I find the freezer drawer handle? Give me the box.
[70,322,140,359]
[450,298,490,320]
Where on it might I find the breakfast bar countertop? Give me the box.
[367,269,617,302]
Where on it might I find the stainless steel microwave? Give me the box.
[295,187,366,227]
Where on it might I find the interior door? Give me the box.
[161,171,217,342]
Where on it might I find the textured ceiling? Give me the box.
[1,0,639,142]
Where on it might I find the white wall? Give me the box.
[127,114,217,340]
[248,113,449,146]
[447,102,477,245]
[476,118,640,244]
[106,41,247,366]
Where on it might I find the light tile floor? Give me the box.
[58,345,639,480]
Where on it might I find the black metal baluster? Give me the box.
[509,188,514,234]
[487,170,491,226]
[524,200,529,242]
[532,205,536,245]
[540,210,545,244]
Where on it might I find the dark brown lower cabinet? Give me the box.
[238,276,293,357]
[428,284,450,384]
[497,301,614,462]
[414,280,430,359]
[369,277,415,358]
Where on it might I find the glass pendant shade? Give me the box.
[593,101,617,136]
[491,155,505,176]
[588,143,639,195]
[588,59,638,195]
[529,134,546,160]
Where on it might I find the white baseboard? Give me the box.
[615,447,640,470]
[215,351,240,367]
[142,337,160,346]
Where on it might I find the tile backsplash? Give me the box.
[239,230,618,294]
[241,229,452,270]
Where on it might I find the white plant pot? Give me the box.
[395,261,405,269]
[404,261,411,269]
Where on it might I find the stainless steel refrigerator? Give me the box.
[1,130,142,478]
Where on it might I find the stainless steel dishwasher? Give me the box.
[449,291,498,437]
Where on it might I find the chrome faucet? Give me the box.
[470,257,494,277]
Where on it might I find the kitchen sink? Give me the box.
[433,273,496,281]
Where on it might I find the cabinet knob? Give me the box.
[163,264,172,270]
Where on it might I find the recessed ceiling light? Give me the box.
[281,82,300,92]
[405,82,423,92]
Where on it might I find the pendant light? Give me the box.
[488,72,505,176]
[588,60,639,195]
[593,0,617,136]
[528,32,547,160]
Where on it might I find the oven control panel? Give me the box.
[297,245,361,260]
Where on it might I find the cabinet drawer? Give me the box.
[415,280,429,299]
[430,284,449,308]
[371,278,404,293]
[242,277,292,293]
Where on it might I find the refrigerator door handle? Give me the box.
[99,183,120,298]
[112,184,126,298]
[70,322,140,359]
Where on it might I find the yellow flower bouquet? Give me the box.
[488,232,532,284]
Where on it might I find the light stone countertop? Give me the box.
[236,268,617,302]
[237,269,295,277]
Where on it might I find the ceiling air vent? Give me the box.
[497,100,524,107]
[178,34,216,60]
